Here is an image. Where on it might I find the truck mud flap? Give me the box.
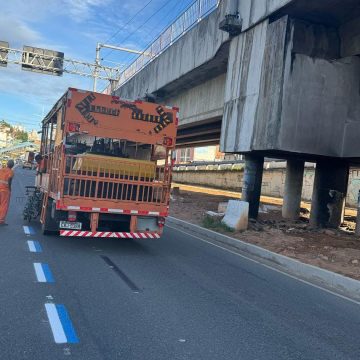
[59,231,160,238]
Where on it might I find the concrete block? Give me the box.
[222,200,249,231]
[218,202,228,213]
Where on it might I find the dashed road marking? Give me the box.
[34,263,55,283]
[45,304,79,344]
[23,226,35,235]
[27,240,42,253]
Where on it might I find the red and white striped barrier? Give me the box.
[60,230,160,238]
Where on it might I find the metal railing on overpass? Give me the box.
[106,0,220,94]
[0,142,37,154]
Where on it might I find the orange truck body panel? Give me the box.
[66,90,177,145]
[38,88,178,237]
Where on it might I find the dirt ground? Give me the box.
[169,184,360,280]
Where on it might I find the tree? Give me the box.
[0,119,11,128]
[0,120,30,143]
[14,131,28,142]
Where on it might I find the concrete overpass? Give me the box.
[114,0,360,228]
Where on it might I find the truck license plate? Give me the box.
[59,221,82,230]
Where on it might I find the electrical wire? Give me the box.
[102,0,176,60]
[119,0,189,68]
[119,0,187,65]
[99,0,190,93]
[101,0,156,57]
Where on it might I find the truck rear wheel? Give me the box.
[42,199,58,235]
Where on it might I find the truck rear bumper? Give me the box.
[59,230,160,238]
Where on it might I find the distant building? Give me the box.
[175,148,194,163]
[0,124,12,148]
[175,145,243,164]
[193,146,219,162]
[13,125,25,132]
[28,129,40,142]
[175,145,222,163]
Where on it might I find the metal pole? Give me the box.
[355,190,360,236]
[97,43,152,56]
[110,79,118,93]
[93,43,101,92]
[93,42,153,92]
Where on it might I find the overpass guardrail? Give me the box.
[106,0,220,94]
[0,141,38,154]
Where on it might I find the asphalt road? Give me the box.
[1,167,360,360]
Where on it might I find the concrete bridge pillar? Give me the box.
[242,155,264,219]
[310,160,349,228]
[282,160,305,219]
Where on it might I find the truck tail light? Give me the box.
[68,211,77,222]
[163,137,173,147]
[157,217,165,228]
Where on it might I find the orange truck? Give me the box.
[36,88,178,238]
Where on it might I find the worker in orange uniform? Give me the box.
[0,160,15,226]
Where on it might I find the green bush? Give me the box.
[202,215,234,233]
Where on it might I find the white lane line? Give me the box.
[23,226,35,235]
[28,241,36,252]
[45,303,67,344]
[33,263,54,283]
[23,226,31,235]
[27,240,42,253]
[34,263,47,282]
[166,225,360,306]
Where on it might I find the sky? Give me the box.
[0,0,195,131]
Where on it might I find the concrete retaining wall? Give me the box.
[173,166,360,207]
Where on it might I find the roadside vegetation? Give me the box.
[0,119,28,142]
[202,215,234,233]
